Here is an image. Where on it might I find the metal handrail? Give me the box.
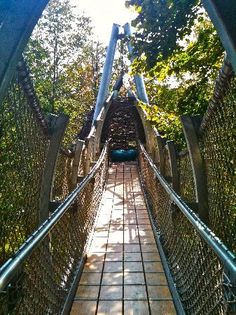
[0,143,108,291]
[139,142,236,281]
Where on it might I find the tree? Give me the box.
[25,0,93,111]
[126,0,200,68]
[24,0,105,145]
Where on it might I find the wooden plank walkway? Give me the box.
[70,162,176,315]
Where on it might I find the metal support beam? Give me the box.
[203,0,236,73]
[39,114,69,224]
[123,23,149,104]
[0,0,49,106]
[181,115,209,224]
[93,23,120,123]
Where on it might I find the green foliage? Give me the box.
[55,61,97,145]
[127,1,224,148]
[126,0,200,68]
[139,102,184,147]
[143,18,223,117]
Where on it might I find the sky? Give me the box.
[70,0,137,44]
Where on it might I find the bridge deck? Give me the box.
[70,162,176,315]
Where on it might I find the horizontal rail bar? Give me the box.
[139,143,236,280]
[0,143,108,291]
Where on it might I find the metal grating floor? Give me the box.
[70,162,176,315]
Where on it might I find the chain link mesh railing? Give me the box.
[0,47,108,313]
[199,69,236,254]
[0,143,108,314]
[0,61,50,314]
[139,144,234,315]
[0,72,49,268]
[101,99,146,153]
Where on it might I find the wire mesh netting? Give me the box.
[200,78,236,254]
[0,49,109,313]
[0,74,49,267]
[101,99,146,152]
[0,69,50,314]
[139,148,228,315]
[0,146,108,314]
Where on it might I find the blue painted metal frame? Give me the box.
[0,0,49,105]
[93,24,120,123]
[123,23,149,104]
[203,0,236,73]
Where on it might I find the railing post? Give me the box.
[156,135,166,175]
[148,126,157,159]
[143,123,152,155]
[123,23,149,104]
[70,139,85,190]
[39,114,69,224]
[90,135,96,162]
[181,115,209,224]
[94,119,103,155]
[166,141,180,194]
[84,136,95,175]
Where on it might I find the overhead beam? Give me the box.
[0,0,49,106]
[203,0,236,73]
[93,23,120,123]
[123,23,149,104]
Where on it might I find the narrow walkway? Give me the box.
[70,162,176,315]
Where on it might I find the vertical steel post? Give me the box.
[181,115,209,224]
[39,114,69,224]
[123,23,149,104]
[93,23,120,123]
